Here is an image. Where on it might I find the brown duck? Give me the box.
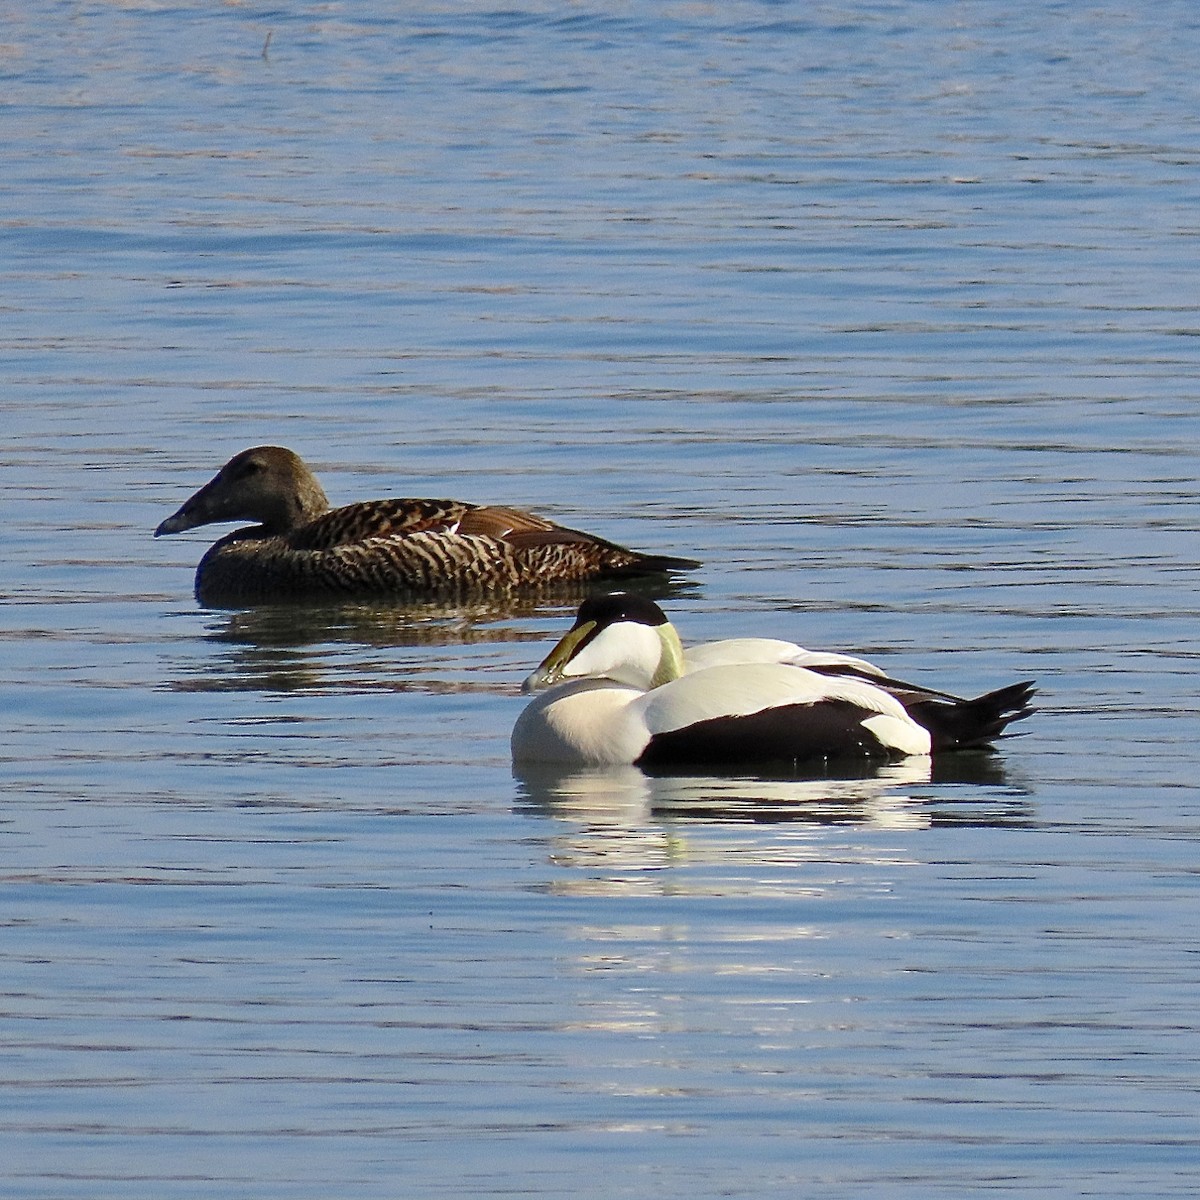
[155,446,700,606]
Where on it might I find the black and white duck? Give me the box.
[511,593,1035,770]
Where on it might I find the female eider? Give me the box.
[155,446,699,606]
[511,593,1035,770]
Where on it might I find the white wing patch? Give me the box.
[684,638,884,677]
[636,662,930,754]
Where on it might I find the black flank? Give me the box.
[634,700,907,772]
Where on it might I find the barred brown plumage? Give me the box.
[155,446,699,607]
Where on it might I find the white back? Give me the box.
[684,637,884,677]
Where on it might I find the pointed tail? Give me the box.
[906,681,1037,752]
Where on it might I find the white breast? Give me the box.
[511,678,652,766]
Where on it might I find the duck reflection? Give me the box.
[167,578,697,695]
[511,761,936,893]
[515,754,1034,840]
[515,758,937,828]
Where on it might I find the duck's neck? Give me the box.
[650,623,687,688]
[284,477,330,527]
[261,473,330,532]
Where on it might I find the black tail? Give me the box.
[622,551,702,575]
[905,681,1037,752]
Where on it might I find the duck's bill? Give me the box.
[153,475,222,537]
[154,505,200,537]
[520,620,596,693]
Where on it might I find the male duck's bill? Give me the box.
[512,593,1035,771]
[155,446,699,607]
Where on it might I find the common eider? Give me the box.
[154,447,699,606]
[511,593,1035,770]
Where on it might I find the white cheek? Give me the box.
[563,623,661,689]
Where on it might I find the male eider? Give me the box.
[154,446,699,606]
[511,593,1035,770]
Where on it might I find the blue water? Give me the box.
[3,2,1200,1196]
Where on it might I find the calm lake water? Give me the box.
[3,2,1200,1196]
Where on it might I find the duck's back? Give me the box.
[195,498,694,605]
[286,498,479,550]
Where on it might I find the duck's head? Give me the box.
[154,446,331,537]
[522,592,687,693]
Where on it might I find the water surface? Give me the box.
[3,3,1200,1197]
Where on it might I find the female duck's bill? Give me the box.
[154,446,699,606]
[511,593,1035,772]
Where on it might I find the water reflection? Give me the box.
[194,573,699,624]
[512,762,932,895]
[208,595,560,652]
[516,755,1034,833]
[165,578,699,694]
[516,759,936,828]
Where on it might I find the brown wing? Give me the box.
[288,498,477,550]
[453,501,619,549]
[458,505,635,552]
[281,498,697,579]
[454,505,560,539]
